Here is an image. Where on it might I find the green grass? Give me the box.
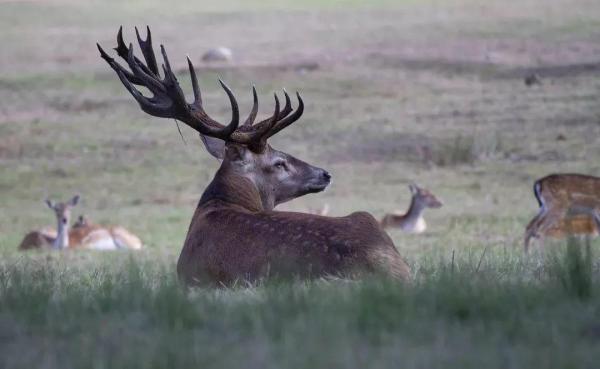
[1,247,600,369]
[2,0,600,367]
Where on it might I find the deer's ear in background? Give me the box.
[68,195,80,207]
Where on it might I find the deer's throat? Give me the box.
[199,170,266,212]
[401,199,427,232]
[53,221,69,249]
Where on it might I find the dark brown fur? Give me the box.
[99,27,411,286]
[18,231,55,250]
[177,173,410,286]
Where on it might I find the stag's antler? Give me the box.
[97,26,304,151]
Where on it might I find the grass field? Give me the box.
[2,0,600,367]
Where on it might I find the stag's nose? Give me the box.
[322,170,332,182]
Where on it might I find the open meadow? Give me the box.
[1,0,600,367]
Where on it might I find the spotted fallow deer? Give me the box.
[524,174,600,252]
[19,195,80,250]
[380,184,442,233]
[19,196,143,251]
[97,27,411,286]
[70,215,143,250]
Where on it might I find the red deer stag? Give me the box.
[97,27,411,286]
[524,174,600,252]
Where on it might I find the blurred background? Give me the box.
[1,0,600,253]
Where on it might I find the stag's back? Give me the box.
[178,204,411,286]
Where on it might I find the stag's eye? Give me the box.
[273,160,288,171]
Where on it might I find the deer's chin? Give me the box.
[304,182,330,194]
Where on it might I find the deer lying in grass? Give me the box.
[18,195,80,250]
[524,174,600,251]
[71,215,143,250]
[98,27,411,286]
[19,196,142,250]
[380,184,442,233]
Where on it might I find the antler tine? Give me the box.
[233,93,280,145]
[97,43,143,85]
[243,86,259,126]
[163,45,239,136]
[114,65,168,117]
[217,79,240,136]
[99,43,166,116]
[127,43,165,94]
[114,26,128,58]
[114,26,157,79]
[135,26,159,76]
[254,89,293,127]
[187,56,202,106]
[158,44,190,106]
[265,92,304,139]
[159,42,238,136]
[279,89,293,119]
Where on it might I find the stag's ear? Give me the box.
[200,134,226,160]
[409,183,418,195]
[45,199,55,209]
[68,194,80,207]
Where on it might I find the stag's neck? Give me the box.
[199,169,267,213]
[53,220,69,249]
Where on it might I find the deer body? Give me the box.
[381,211,427,233]
[380,184,442,233]
[178,173,409,285]
[99,27,411,286]
[18,197,142,251]
[18,227,56,250]
[69,216,143,250]
[19,195,80,250]
[524,174,600,251]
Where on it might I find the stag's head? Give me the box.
[98,27,330,210]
